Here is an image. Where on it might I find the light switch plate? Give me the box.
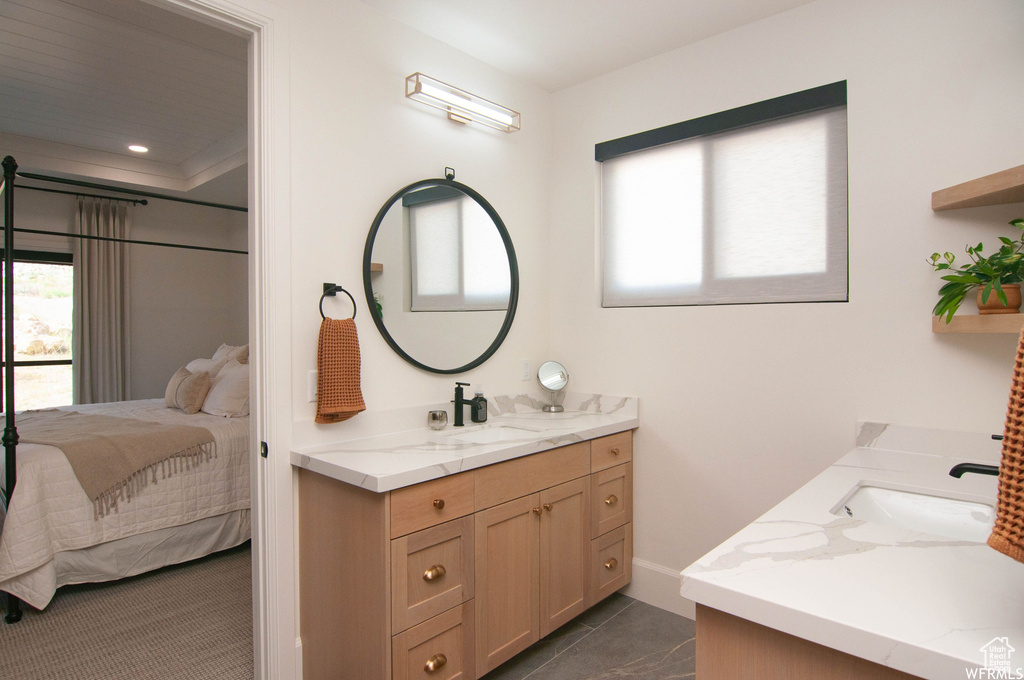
[307,370,317,403]
[521,359,531,381]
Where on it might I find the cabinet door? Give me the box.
[475,494,541,675]
[539,477,590,637]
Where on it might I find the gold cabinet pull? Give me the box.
[432,498,445,510]
[423,564,446,581]
[543,503,553,511]
[604,557,618,570]
[610,447,620,455]
[605,494,618,506]
[532,506,542,515]
[424,653,447,672]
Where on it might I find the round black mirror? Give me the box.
[362,178,519,374]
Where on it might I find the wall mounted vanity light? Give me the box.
[405,73,521,133]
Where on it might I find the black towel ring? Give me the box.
[320,283,357,320]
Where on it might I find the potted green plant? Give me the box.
[929,218,1024,323]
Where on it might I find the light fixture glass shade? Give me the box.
[406,73,521,133]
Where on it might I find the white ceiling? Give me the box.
[0,0,247,202]
[358,0,817,92]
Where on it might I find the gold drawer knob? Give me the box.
[532,506,542,515]
[610,447,620,455]
[605,495,618,506]
[432,498,445,510]
[424,653,447,673]
[423,564,446,581]
[604,558,618,570]
[543,503,553,511]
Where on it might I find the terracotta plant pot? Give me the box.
[978,284,1022,314]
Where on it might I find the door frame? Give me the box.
[152,1,293,677]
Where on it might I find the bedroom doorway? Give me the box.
[0,0,289,676]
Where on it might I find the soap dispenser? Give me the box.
[471,390,488,423]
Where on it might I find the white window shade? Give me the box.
[410,195,510,311]
[601,99,847,308]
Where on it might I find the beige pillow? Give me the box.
[186,355,229,379]
[165,367,212,415]
[212,343,249,365]
[201,359,249,417]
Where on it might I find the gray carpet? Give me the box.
[0,543,253,680]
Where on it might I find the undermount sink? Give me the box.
[443,425,540,445]
[833,485,995,543]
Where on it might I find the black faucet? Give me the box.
[453,382,473,427]
[949,463,999,478]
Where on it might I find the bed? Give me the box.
[0,155,252,621]
[0,399,251,612]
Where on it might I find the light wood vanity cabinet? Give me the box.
[297,431,634,680]
[294,430,630,680]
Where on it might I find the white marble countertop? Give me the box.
[681,422,1024,680]
[291,392,638,492]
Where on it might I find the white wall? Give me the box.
[549,0,1024,617]
[1,189,248,399]
[287,0,553,442]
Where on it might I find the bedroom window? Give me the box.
[596,81,848,308]
[0,251,74,410]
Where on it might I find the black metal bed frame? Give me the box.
[0,155,247,623]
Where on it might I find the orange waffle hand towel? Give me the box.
[315,318,366,424]
[990,326,1024,563]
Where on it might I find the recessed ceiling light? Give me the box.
[128,145,149,153]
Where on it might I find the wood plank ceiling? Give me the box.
[0,0,247,189]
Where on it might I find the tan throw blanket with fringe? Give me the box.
[17,410,215,519]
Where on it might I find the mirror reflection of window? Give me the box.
[408,189,510,312]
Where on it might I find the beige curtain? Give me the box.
[73,198,131,404]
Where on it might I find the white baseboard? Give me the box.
[622,558,696,620]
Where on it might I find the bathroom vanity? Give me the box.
[681,422,1024,680]
[291,394,637,680]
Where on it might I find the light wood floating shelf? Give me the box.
[369,262,383,273]
[932,164,1024,211]
[932,314,1024,334]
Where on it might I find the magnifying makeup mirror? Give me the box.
[537,360,568,413]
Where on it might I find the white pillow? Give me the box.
[186,355,230,380]
[201,358,250,417]
[212,343,248,365]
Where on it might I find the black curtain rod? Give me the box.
[16,171,247,213]
[13,227,247,255]
[19,183,149,206]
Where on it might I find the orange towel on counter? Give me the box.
[990,326,1024,563]
[315,318,366,424]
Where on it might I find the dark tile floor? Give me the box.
[480,595,696,680]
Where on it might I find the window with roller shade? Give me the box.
[407,186,510,312]
[597,81,848,308]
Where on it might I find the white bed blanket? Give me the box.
[0,399,250,609]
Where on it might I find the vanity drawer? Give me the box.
[474,442,590,510]
[591,432,632,473]
[591,523,632,605]
[392,602,475,680]
[392,516,475,634]
[392,472,475,539]
[591,463,632,538]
